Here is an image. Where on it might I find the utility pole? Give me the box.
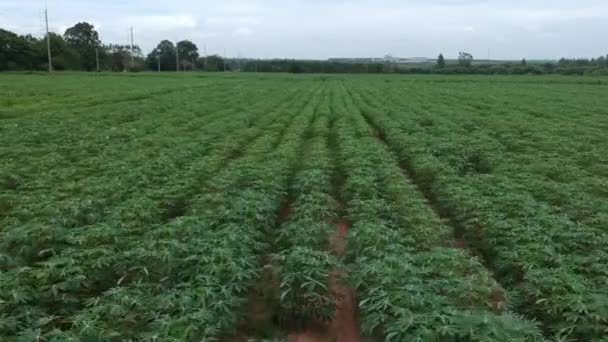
[157,55,161,72]
[45,7,52,72]
[95,47,99,72]
[130,26,134,70]
[203,44,208,72]
[176,41,180,72]
[237,51,242,72]
[223,48,227,72]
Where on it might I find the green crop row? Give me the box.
[331,81,543,341]
[1,77,301,227]
[383,79,608,233]
[1,73,606,340]
[347,80,608,340]
[0,74,250,116]
[54,93,317,341]
[0,80,312,272]
[375,77,608,232]
[274,94,340,327]
[0,79,320,340]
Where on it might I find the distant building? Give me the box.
[329,55,435,64]
[384,55,435,64]
[402,57,432,63]
[328,58,376,63]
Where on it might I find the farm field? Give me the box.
[1,72,607,341]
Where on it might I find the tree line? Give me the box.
[2,23,607,75]
[427,53,608,76]
[0,23,226,72]
[233,55,608,76]
[1,23,144,71]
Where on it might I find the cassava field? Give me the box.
[1,73,607,341]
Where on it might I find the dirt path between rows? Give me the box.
[288,218,360,342]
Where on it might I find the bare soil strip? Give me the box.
[287,217,361,342]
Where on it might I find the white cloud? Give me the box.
[1,0,607,59]
[232,27,253,38]
[206,16,260,27]
[128,15,197,30]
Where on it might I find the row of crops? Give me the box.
[1,75,324,340]
[1,73,607,341]
[344,77,608,340]
[330,84,542,340]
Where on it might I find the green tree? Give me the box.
[0,29,37,70]
[41,32,80,70]
[458,52,473,67]
[288,62,303,73]
[64,22,101,71]
[197,55,226,72]
[146,40,177,71]
[521,58,527,66]
[437,53,446,68]
[177,40,199,71]
[104,44,144,71]
[105,44,130,71]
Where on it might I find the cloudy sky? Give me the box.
[1,0,607,60]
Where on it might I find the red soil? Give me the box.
[490,287,506,313]
[288,219,361,342]
[231,255,277,341]
[453,238,468,249]
[288,326,329,342]
[328,278,361,342]
[330,220,349,256]
[278,201,294,222]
